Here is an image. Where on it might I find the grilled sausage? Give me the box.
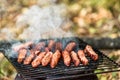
[45,47,49,52]
[50,50,61,68]
[48,40,55,51]
[84,45,98,61]
[78,50,88,65]
[14,41,33,52]
[14,44,24,52]
[62,50,71,66]
[65,42,76,52]
[24,41,33,48]
[31,52,46,67]
[34,42,45,55]
[70,51,80,66]
[42,52,53,66]
[24,49,35,65]
[17,48,27,63]
[55,42,62,51]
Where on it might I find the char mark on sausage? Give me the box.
[50,50,61,68]
[78,50,88,65]
[62,50,71,66]
[65,42,76,52]
[55,42,62,51]
[70,51,80,66]
[84,45,98,61]
[17,48,27,63]
[23,49,35,65]
[48,40,55,51]
[34,42,45,55]
[14,41,33,52]
[41,52,53,66]
[32,52,46,67]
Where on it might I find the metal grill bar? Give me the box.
[8,48,120,80]
[0,37,120,80]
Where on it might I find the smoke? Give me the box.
[1,2,75,58]
[16,4,73,40]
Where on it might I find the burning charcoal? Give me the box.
[50,50,61,68]
[84,45,98,61]
[70,51,80,66]
[78,50,88,65]
[17,48,27,63]
[62,50,71,66]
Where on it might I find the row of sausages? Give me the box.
[14,40,98,68]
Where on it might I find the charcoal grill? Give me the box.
[0,37,120,80]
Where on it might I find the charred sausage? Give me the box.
[78,50,88,65]
[65,42,76,52]
[50,50,61,68]
[62,50,71,66]
[70,51,80,66]
[31,52,46,67]
[41,52,53,66]
[23,49,35,65]
[17,48,27,63]
[84,45,98,61]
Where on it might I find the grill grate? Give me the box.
[0,37,120,80]
[10,49,120,80]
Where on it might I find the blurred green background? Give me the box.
[0,0,120,80]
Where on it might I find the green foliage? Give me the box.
[0,68,4,76]
[0,57,16,79]
[0,0,120,79]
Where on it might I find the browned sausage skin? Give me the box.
[17,48,27,63]
[41,52,53,66]
[16,41,34,63]
[48,40,55,51]
[14,41,33,52]
[84,45,98,61]
[55,42,62,51]
[34,42,45,55]
[24,41,33,48]
[23,49,35,65]
[65,42,76,52]
[50,42,62,68]
[62,50,71,66]
[78,50,88,65]
[31,52,46,67]
[45,47,49,52]
[70,51,80,66]
[50,50,61,68]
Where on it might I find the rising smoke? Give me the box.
[16,3,73,40]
